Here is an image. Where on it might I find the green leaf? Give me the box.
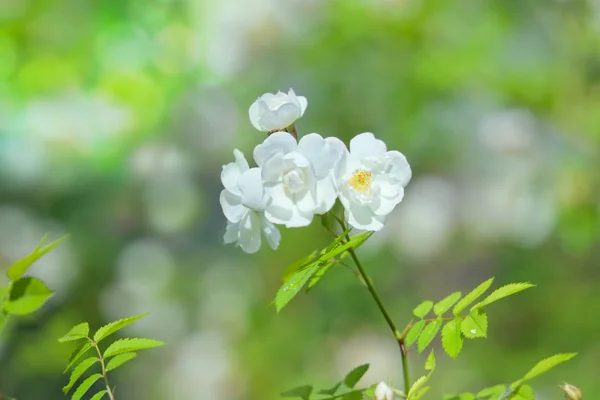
[341,391,362,400]
[476,385,506,399]
[62,357,99,394]
[472,283,535,310]
[106,352,137,372]
[64,341,94,372]
[520,353,577,383]
[281,385,312,400]
[453,278,494,315]
[275,263,320,312]
[406,320,426,347]
[510,385,534,400]
[5,277,53,315]
[412,386,431,400]
[0,310,8,335]
[441,319,463,359]
[58,323,90,343]
[407,376,429,399]
[425,349,436,370]
[413,301,433,318]
[319,231,373,261]
[6,234,68,280]
[461,309,488,339]
[418,318,443,353]
[318,382,341,396]
[443,394,476,400]
[344,363,369,388]
[281,251,318,282]
[324,228,352,253]
[103,337,164,358]
[89,390,107,400]
[71,373,102,400]
[307,251,350,293]
[434,292,462,316]
[93,313,148,343]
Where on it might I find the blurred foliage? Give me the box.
[0,0,599,399]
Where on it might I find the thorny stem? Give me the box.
[334,216,411,395]
[89,338,116,400]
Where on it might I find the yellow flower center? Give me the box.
[348,169,372,194]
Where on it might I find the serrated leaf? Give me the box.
[407,376,429,399]
[425,349,436,370]
[443,394,476,400]
[341,391,362,400]
[472,283,535,310]
[417,318,443,353]
[318,382,341,396]
[406,320,426,347]
[93,313,148,343]
[461,309,488,339]
[453,278,494,315]
[62,357,99,394]
[520,353,577,383]
[89,390,107,400]
[324,228,352,253]
[441,319,463,359]
[64,341,94,372]
[7,235,68,280]
[281,251,319,282]
[307,255,343,292]
[106,352,137,372]
[59,323,90,343]
[103,337,164,358]
[434,292,462,316]
[364,383,378,398]
[319,231,373,262]
[281,385,312,399]
[413,301,433,318]
[412,386,431,400]
[477,385,506,399]
[5,277,53,315]
[510,385,534,400]
[275,262,320,312]
[71,373,102,400]
[344,363,369,388]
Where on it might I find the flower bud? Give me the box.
[248,89,307,133]
[374,381,394,400]
[561,383,582,400]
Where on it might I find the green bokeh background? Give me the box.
[1,0,599,399]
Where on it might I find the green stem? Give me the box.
[89,338,116,400]
[337,218,411,395]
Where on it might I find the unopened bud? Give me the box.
[374,382,394,400]
[561,383,582,400]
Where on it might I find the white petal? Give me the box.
[264,103,301,131]
[297,133,340,179]
[261,215,281,250]
[219,190,246,223]
[253,131,297,166]
[221,162,242,194]
[233,149,249,172]
[261,153,286,183]
[349,132,387,159]
[297,96,308,116]
[295,190,317,214]
[313,175,338,214]
[371,186,404,216]
[347,202,385,231]
[238,211,262,253]
[248,100,265,131]
[385,150,412,187]
[264,183,295,224]
[223,220,240,244]
[238,168,269,210]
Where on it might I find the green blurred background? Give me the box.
[1,0,599,398]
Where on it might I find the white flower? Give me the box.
[335,132,411,231]
[219,149,281,253]
[253,132,342,227]
[374,382,394,400]
[248,89,308,132]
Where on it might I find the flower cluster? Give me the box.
[220,89,412,253]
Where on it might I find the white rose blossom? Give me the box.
[334,132,411,231]
[219,149,281,253]
[374,382,394,400]
[253,131,343,227]
[249,89,307,132]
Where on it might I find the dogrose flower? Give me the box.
[253,131,342,227]
[249,89,308,132]
[335,132,411,231]
[374,382,394,400]
[219,149,281,253]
